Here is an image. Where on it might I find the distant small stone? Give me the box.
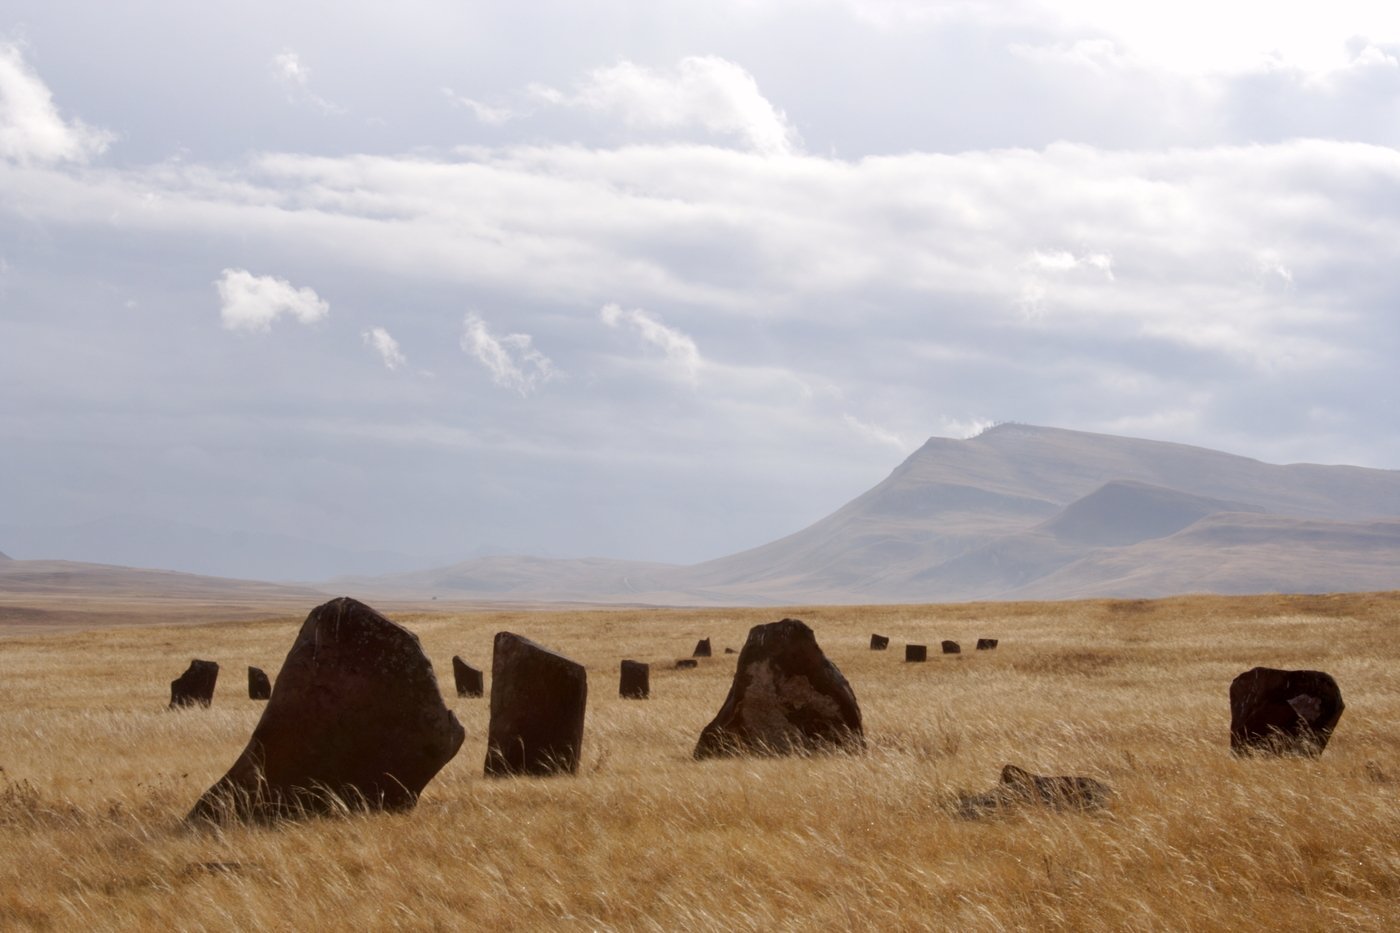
[675,659,699,669]
[694,618,863,759]
[1230,667,1344,756]
[170,660,218,709]
[941,640,961,655]
[956,764,1112,819]
[484,632,587,777]
[247,666,271,701]
[724,647,737,654]
[976,638,998,651]
[453,656,484,698]
[905,644,927,663]
[620,659,649,699]
[693,638,712,658]
[870,634,890,650]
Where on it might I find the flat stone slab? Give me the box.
[484,632,587,777]
[619,659,649,699]
[905,644,927,663]
[870,634,889,650]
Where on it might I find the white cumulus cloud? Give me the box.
[272,49,344,115]
[362,326,407,370]
[531,56,799,155]
[600,303,703,384]
[0,42,112,164]
[461,313,558,395]
[215,269,330,332]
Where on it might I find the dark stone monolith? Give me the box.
[188,597,464,823]
[905,644,927,663]
[170,660,218,709]
[942,640,961,655]
[453,656,484,698]
[976,638,998,650]
[870,634,890,650]
[247,666,271,701]
[620,660,649,699]
[1230,667,1344,756]
[484,632,587,777]
[694,618,863,759]
[693,638,712,658]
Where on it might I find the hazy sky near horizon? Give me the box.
[3,1,1400,568]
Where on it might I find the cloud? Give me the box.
[0,42,112,164]
[215,269,330,332]
[443,88,517,125]
[461,313,558,395]
[271,49,345,115]
[841,412,911,450]
[362,326,407,370]
[531,56,799,155]
[600,303,703,383]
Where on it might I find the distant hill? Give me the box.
[0,558,327,601]
[341,424,1400,604]
[0,549,10,561]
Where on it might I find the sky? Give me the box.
[2,0,1400,571]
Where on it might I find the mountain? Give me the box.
[342,424,1400,604]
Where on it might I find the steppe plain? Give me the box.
[1,591,1398,931]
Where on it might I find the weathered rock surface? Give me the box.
[484,632,587,777]
[905,644,927,663]
[170,660,218,708]
[693,638,712,658]
[1230,667,1345,756]
[675,659,699,669]
[620,659,649,699]
[956,764,1113,818]
[870,634,890,650]
[694,618,863,759]
[188,597,464,823]
[247,666,271,701]
[976,638,998,650]
[453,656,484,698]
[941,640,961,654]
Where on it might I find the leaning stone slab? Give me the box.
[956,764,1112,819]
[188,597,464,823]
[484,632,587,777]
[694,618,863,759]
[905,644,927,663]
[247,666,271,701]
[453,656,484,698]
[870,634,890,650]
[976,638,998,650]
[170,660,218,708]
[941,640,961,655]
[620,660,649,699]
[1230,667,1344,756]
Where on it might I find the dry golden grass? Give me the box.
[2,592,1398,931]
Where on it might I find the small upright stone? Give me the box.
[695,618,863,759]
[619,660,649,699]
[724,647,737,654]
[693,638,712,658]
[675,658,699,669]
[1230,667,1345,756]
[188,597,464,823]
[942,640,961,655]
[976,638,998,650]
[170,660,218,708]
[484,632,587,777]
[905,644,927,663]
[247,666,271,701]
[870,634,890,650]
[453,656,484,698]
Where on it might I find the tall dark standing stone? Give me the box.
[484,632,587,777]
[1230,667,1345,756]
[905,644,927,663]
[942,640,961,655]
[695,618,863,759]
[188,597,465,823]
[693,638,712,658]
[976,638,998,651]
[453,656,484,698]
[870,634,890,650]
[619,660,650,699]
[247,666,272,701]
[170,660,218,708]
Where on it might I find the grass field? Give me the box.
[1,592,1398,931]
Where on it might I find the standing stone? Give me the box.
[675,659,699,669]
[247,666,272,701]
[1230,667,1345,756]
[620,660,650,699]
[942,640,961,655]
[188,597,464,823]
[905,644,927,663]
[724,647,737,654]
[693,638,713,658]
[484,632,587,777]
[170,660,218,708]
[870,634,890,650]
[695,618,864,759]
[453,656,484,698]
[976,638,998,650]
